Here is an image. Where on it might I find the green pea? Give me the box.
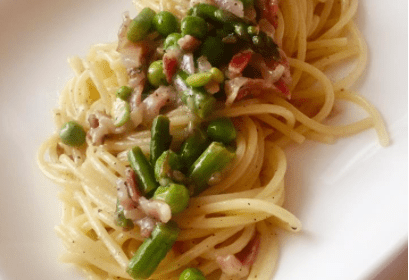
[148,60,167,87]
[59,121,86,147]
[210,67,224,83]
[247,26,258,36]
[207,117,236,144]
[179,268,206,280]
[251,32,280,59]
[127,7,156,42]
[252,34,265,49]
[116,86,133,100]
[153,11,179,37]
[181,16,207,39]
[233,22,251,41]
[153,183,190,214]
[188,4,218,22]
[164,33,182,50]
[213,9,244,25]
[199,36,224,65]
[186,72,213,87]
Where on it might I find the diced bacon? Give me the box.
[117,12,132,50]
[216,255,250,278]
[235,235,260,267]
[256,0,280,28]
[225,77,272,104]
[250,53,285,83]
[181,53,196,75]
[117,34,148,74]
[258,18,275,38]
[88,114,99,129]
[276,49,292,86]
[216,234,260,278]
[138,197,172,223]
[87,111,128,145]
[205,80,220,94]
[121,198,136,211]
[141,85,178,125]
[236,79,274,100]
[135,216,157,238]
[244,5,257,22]
[227,49,253,79]
[174,74,190,93]
[225,77,249,105]
[250,50,292,99]
[213,0,244,18]
[128,67,146,89]
[163,49,180,83]
[225,75,291,103]
[116,178,136,210]
[125,168,141,202]
[124,207,145,221]
[117,12,155,91]
[190,0,216,7]
[274,78,290,98]
[264,63,285,83]
[197,56,212,73]
[178,35,202,52]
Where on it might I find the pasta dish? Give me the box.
[37,0,389,279]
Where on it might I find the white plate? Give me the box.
[0,0,406,279]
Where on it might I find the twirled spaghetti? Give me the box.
[38,0,389,279]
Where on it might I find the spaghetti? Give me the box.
[38,0,389,279]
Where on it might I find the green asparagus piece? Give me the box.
[210,67,224,83]
[150,115,172,166]
[179,128,209,168]
[188,142,235,195]
[207,117,237,144]
[127,7,156,42]
[186,72,213,87]
[175,71,216,119]
[128,146,159,197]
[193,88,217,119]
[112,98,131,127]
[154,150,184,185]
[127,222,180,279]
